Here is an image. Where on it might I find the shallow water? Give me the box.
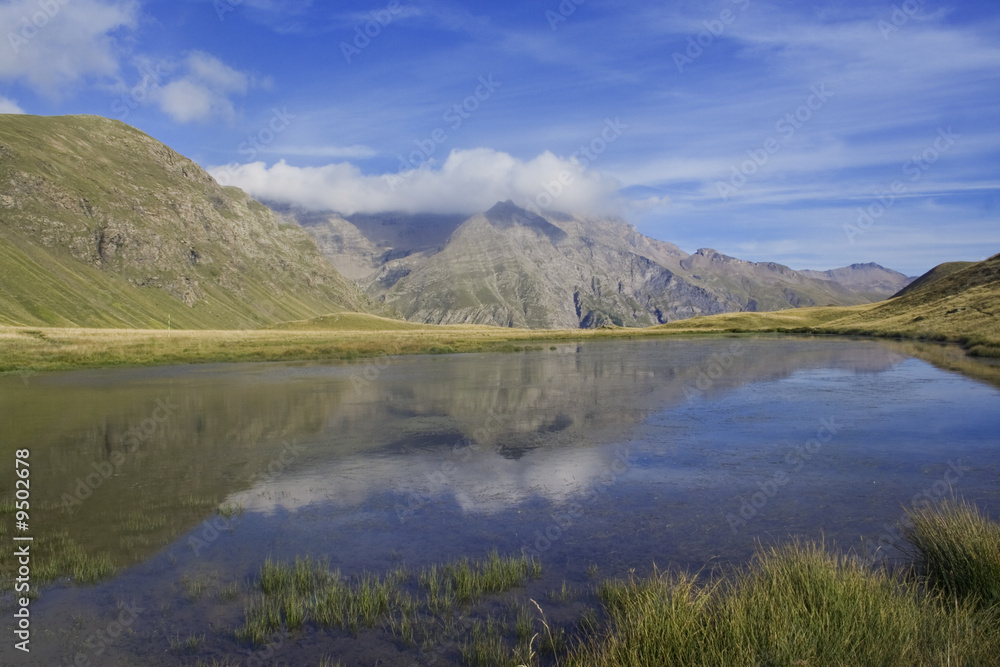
[1,337,998,665]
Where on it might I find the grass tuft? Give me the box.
[903,498,1000,610]
[567,530,1000,667]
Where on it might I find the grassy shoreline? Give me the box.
[0,322,663,374]
[1,300,998,375]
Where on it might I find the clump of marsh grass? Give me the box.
[460,615,509,667]
[217,502,244,519]
[903,498,1000,610]
[566,505,1000,667]
[432,550,541,605]
[169,632,204,653]
[237,557,405,645]
[234,550,542,650]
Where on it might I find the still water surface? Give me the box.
[1,337,998,665]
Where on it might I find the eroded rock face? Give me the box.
[295,201,902,329]
[0,114,385,328]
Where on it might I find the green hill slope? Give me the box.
[828,253,999,353]
[0,114,385,329]
[654,253,1000,357]
[892,261,977,298]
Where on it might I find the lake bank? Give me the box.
[1,300,998,377]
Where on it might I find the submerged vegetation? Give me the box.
[234,550,543,659]
[207,502,1000,666]
[0,493,224,594]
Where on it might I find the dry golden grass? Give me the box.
[0,318,653,373]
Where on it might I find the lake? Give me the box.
[2,337,999,666]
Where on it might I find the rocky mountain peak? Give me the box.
[483,200,568,242]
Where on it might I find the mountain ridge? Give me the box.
[294,201,913,329]
[0,114,386,328]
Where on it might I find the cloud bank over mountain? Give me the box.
[210,148,624,216]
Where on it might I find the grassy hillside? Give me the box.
[656,254,1000,357]
[0,114,385,328]
[893,261,976,298]
[826,255,999,355]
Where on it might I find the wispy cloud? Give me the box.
[152,52,265,123]
[0,0,138,99]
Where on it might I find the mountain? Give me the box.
[0,115,385,328]
[891,261,976,298]
[824,253,1000,357]
[296,201,902,329]
[799,263,914,301]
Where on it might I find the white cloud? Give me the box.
[210,148,624,215]
[0,0,137,99]
[152,52,256,123]
[0,95,25,114]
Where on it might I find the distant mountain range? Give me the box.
[0,115,916,330]
[292,201,915,329]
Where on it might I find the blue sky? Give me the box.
[1,0,998,275]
